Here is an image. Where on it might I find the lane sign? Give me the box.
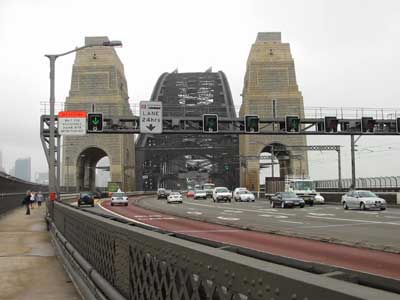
[58,111,87,136]
[140,101,163,134]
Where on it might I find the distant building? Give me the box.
[9,167,15,176]
[15,157,31,181]
[35,172,48,185]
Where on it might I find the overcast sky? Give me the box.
[1,0,400,181]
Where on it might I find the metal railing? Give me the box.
[47,199,399,299]
[41,101,400,120]
[316,176,400,191]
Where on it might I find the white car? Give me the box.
[233,187,248,200]
[234,190,255,202]
[111,190,128,206]
[314,194,325,204]
[194,189,207,200]
[167,192,183,204]
[212,187,232,203]
[341,190,386,211]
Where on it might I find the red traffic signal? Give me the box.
[324,117,338,133]
[361,117,375,133]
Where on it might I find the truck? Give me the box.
[265,177,324,206]
[202,183,215,198]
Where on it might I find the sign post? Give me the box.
[58,111,87,136]
[139,101,163,134]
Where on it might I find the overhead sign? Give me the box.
[58,111,87,136]
[140,101,163,134]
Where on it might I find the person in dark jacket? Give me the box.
[23,191,31,215]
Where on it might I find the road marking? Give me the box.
[223,210,243,214]
[187,211,203,215]
[187,202,296,216]
[98,203,158,228]
[308,213,336,217]
[259,214,288,219]
[279,220,304,224]
[307,215,400,226]
[301,222,374,229]
[384,216,400,219]
[217,216,240,221]
[356,212,379,215]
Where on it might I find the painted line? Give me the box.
[308,213,336,217]
[384,216,400,219]
[300,222,379,229]
[187,202,296,216]
[259,214,288,219]
[187,211,203,215]
[223,210,243,214]
[307,215,400,226]
[279,220,304,224]
[98,202,158,229]
[217,216,240,221]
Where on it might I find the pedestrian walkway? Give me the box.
[0,205,80,300]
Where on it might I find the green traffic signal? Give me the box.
[285,116,300,132]
[203,114,218,133]
[245,115,259,133]
[87,113,103,132]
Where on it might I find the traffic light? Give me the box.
[203,114,218,133]
[361,117,375,133]
[397,118,400,133]
[285,116,300,132]
[224,164,230,172]
[244,115,259,133]
[87,113,103,132]
[324,116,338,133]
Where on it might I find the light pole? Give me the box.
[45,40,122,200]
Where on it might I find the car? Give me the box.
[270,192,305,208]
[111,190,128,206]
[78,192,94,207]
[233,187,248,200]
[157,188,169,199]
[234,190,255,202]
[187,190,195,198]
[194,189,207,200]
[167,192,183,204]
[341,190,386,211]
[93,191,102,199]
[314,194,325,204]
[212,187,232,203]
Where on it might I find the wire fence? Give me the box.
[40,101,400,119]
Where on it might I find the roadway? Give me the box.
[84,195,400,281]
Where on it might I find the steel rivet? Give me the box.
[265,285,271,292]
[291,294,297,300]
[275,288,280,295]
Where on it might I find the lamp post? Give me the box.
[45,40,122,200]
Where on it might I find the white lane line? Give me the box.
[217,216,240,221]
[187,202,296,216]
[259,214,288,219]
[308,213,336,217]
[307,215,400,226]
[187,211,203,215]
[98,203,158,229]
[279,220,304,224]
[384,216,400,219]
[224,210,243,214]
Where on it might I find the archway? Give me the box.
[259,143,291,182]
[76,147,109,192]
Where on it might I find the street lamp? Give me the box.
[45,39,122,200]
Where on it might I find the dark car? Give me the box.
[93,191,102,199]
[270,192,305,208]
[157,188,169,199]
[78,192,95,207]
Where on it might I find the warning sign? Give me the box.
[58,111,87,136]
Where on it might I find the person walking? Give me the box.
[37,191,44,207]
[23,191,31,215]
[30,192,35,209]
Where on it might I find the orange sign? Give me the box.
[58,111,87,118]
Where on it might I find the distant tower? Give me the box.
[62,36,135,192]
[0,150,4,172]
[239,32,308,191]
[15,157,31,181]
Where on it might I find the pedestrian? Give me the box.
[37,191,44,207]
[30,192,35,209]
[23,191,31,215]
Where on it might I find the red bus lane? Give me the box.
[101,200,400,280]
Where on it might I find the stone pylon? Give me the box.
[62,36,135,192]
[239,32,308,191]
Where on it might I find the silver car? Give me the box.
[341,190,386,211]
